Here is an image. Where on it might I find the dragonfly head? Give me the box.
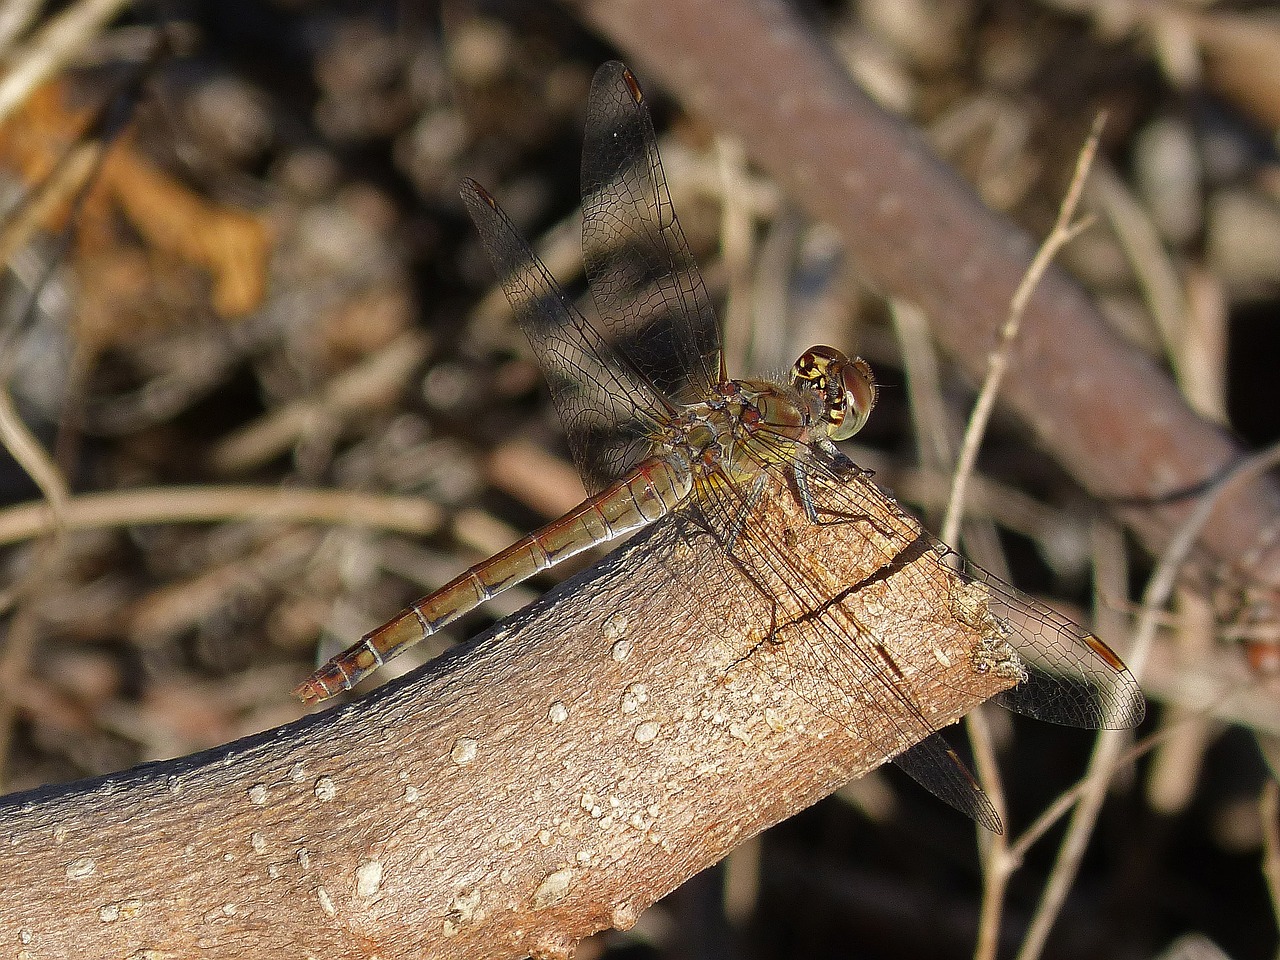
[792,346,877,442]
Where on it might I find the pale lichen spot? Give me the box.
[250,832,266,854]
[580,792,603,818]
[575,849,593,864]
[610,638,633,662]
[267,864,281,880]
[451,737,478,765]
[611,901,639,931]
[313,777,337,801]
[246,783,269,806]
[634,720,660,744]
[403,785,421,803]
[19,927,32,944]
[51,824,67,845]
[547,701,569,724]
[65,857,96,880]
[297,848,312,870]
[442,918,460,938]
[222,903,237,916]
[316,886,336,916]
[763,707,786,732]
[932,645,953,668]
[355,861,384,898]
[728,721,751,744]
[537,828,553,846]
[620,682,648,715]
[99,904,120,923]
[602,612,630,641]
[532,868,574,908]
[449,887,482,923]
[971,633,1026,683]
[289,761,308,783]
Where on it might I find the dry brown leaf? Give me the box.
[0,79,273,339]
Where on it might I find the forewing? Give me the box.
[580,61,723,405]
[462,179,670,490]
[977,572,1147,729]
[682,465,1005,830]
[740,427,1146,731]
[680,423,1143,829]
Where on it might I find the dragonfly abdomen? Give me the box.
[293,456,691,704]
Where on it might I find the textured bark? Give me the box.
[0,477,1015,959]
[571,0,1280,601]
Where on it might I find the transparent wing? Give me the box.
[678,424,1143,830]
[580,61,723,406]
[763,435,1146,730]
[461,180,672,491]
[681,467,1004,829]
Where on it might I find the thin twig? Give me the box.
[0,388,68,523]
[1010,702,1257,863]
[941,115,1102,548]
[0,486,442,548]
[1261,777,1280,954]
[0,0,44,58]
[941,118,1102,960]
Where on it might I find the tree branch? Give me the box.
[0,478,1015,958]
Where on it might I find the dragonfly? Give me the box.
[295,61,1145,831]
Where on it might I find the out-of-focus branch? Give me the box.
[0,481,1014,958]
[572,0,1280,598]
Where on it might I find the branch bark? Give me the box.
[0,478,1015,959]
[570,0,1280,598]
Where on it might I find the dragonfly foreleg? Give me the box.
[790,459,896,542]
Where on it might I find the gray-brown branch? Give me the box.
[0,480,1016,959]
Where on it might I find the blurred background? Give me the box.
[0,1,1277,958]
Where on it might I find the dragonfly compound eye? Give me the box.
[792,346,877,442]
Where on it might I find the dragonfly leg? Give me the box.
[718,542,784,669]
[791,460,900,541]
[719,473,768,552]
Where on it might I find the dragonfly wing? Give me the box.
[893,732,1002,833]
[680,424,1143,830]
[752,431,1146,733]
[461,179,672,491]
[967,562,1147,729]
[580,61,723,405]
[682,468,1013,832]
